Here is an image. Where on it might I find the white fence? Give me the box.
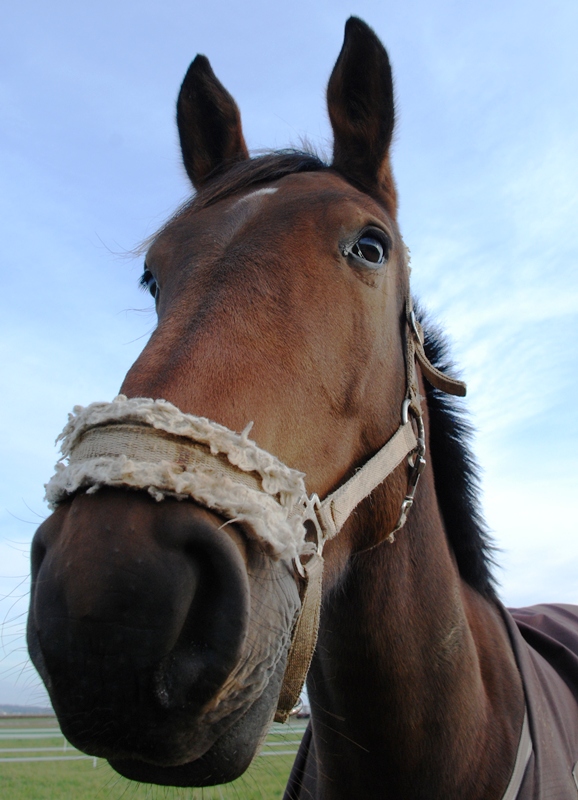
[0,726,98,764]
[0,720,307,764]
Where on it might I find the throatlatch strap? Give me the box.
[414,341,467,397]
[405,300,467,398]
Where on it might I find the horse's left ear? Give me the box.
[327,18,396,212]
[177,55,249,189]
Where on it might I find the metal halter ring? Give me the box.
[389,400,427,542]
[409,309,424,345]
[293,493,325,577]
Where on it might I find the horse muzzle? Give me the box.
[27,489,254,766]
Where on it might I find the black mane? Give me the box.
[419,307,497,599]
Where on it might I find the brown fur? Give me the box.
[27,17,524,797]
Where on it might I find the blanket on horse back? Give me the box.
[284,604,578,799]
[505,604,578,798]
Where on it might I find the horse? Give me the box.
[27,17,578,800]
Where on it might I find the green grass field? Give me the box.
[0,716,305,799]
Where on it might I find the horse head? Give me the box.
[27,18,482,791]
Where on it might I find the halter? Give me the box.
[45,301,466,724]
[276,301,466,720]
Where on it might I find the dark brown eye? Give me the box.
[354,235,386,264]
[344,229,390,269]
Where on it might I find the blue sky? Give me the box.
[1,0,577,704]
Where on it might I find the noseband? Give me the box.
[45,299,465,723]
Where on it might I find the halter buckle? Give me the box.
[299,493,325,553]
[401,398,411,425]
[389,402,426,542]
[409,309,424,345]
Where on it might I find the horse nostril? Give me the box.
[149,506,252,711]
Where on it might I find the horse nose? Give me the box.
[28,490,250,734]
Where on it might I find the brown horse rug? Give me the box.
[285,603,578,799]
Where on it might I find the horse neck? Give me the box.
[306,412,525,800]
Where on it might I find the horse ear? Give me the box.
[327,18,397,211]
[177,55,249,189]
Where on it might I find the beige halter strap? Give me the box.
[274,304,466,721]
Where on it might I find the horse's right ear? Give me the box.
[327,18,396,212]
[177,55,249,189]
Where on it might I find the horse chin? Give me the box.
[32,627,288,785]
[109,663,284,787]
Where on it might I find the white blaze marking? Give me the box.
[234,187,279,206]
[221,187,277,245]
[225,187,280,236]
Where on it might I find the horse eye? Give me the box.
[139,269,159,300]
[344,229,390,269]
[355,236,384,263]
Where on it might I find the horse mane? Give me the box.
[418,306,497,600]
[170,150,497,599]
